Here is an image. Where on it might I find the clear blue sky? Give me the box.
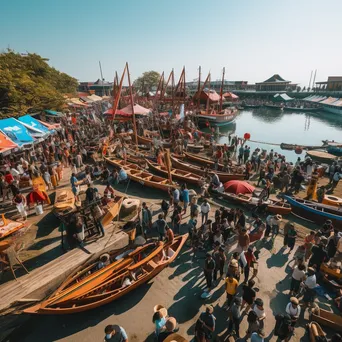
[1,0,342,87]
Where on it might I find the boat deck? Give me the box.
[0,225,128,313]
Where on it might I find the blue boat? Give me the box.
[284,195,342,229]
[327,145,342,156]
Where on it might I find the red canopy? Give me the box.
[104,109,131,117]
[223,92,239,99]
[223,180,255,194]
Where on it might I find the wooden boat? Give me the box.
[54,189,75,213]
[187,144,204,153]
[283,196,342,229]
[327,145,342,157]
[310,307,342,333]
[267,200,292,215]
[0,218,25,239]
[171,156,244,182]
[196,108,238,127]
[320,263,342,280]
[322,195,342,207]
[24,234,188,314]
[308,322,326,342]
[306,150,338,164]
[101,195,124,227]
[0,240,11,252]
[105,157,177,191]
[137,135,172,148]
[184,152,227,170]
[145,159,203,185]
[263,104,282,109]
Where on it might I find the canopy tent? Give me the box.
[104,108,132,117]
[87,94,102,102]
[273,93,293,102]
[319,97,339,105]
[68,98,89,107]
[18,115,52,138]
[0,131,18,155]
[120,104,151,115]
[0,118,34,147]
[193,90,222,103]
[223,92,239,100]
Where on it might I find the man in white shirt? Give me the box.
[303,267,316,306]
[201,199,211,225]
[285,297,301,327]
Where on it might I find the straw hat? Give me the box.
[290,297,299,305]
[275,214,282,221]
[230,259,238,268]
[206,305,214,313]
[153,305,168,318]
[165,317,177,331]
[163,333,188,342]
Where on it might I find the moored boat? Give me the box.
[306,150,338,164]
[24,234,188,314]
[101,195,125,226]
[105,157,177,191]
[283,106,321,112]
[170,156,244,182]
[196,108,238,127]
[284,196,342,229]
[53,189,75,213]
[145,159,203,185]
[308,322,326,342]
[310,307,342,333]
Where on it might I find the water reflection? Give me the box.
[250,108,285,123]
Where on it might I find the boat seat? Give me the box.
[158,180,168,184]
[148,260,159,268]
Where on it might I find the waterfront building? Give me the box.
[78,79,113,96]
[255,74,297,92]
[315,76,342,91]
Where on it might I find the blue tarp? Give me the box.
[18,115,51,136]
[45,109,62,116]
[0,118,34,146]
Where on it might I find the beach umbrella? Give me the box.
[244,132,251,140]
[223,180,255,194]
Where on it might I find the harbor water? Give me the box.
[215,108,342,163]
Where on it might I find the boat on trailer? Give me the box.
[24,234,188,314]
[105,157,177,191]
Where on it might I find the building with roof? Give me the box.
[255,74,297,92]
[315,76,342,91]
[78,79,113,96]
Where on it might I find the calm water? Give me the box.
[215,108,342,163]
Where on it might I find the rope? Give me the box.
[247,139,281,147]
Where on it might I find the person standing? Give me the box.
[252,298,266,329]
[203,253,216,292]
[165,226,174,243]
[201,199,211,225]
[142,202,152,236]
[243,247,256,283]
[224,274,239,307]
[238,228,250,252]
[171,205,182,234]
[308,241,328,271]
[285,297,301,329]
[227,297,242,338]
[287,225,297,253]
[155,213,168,241]
[241,279,256,312]
[173,187,180,207]
[251,329,266,342]
[195,305,216,342]
[331,171,342,192]
[104,324,128,342]
[302,267,317,307]
[12,191,27,221]
[290,264,306,296]
[213,246,226,282]
[181,184,190,214]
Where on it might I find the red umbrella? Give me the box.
[223,180,255,194]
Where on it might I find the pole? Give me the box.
[308,70,313,90]
[126,63,138,149]
[171,69,175,115]
[197,66,201,110]
[312,69,317,91]
[219,67,225,112]
[174,67,185,116]
[112,64,128,127]
[206,73,211,114]
[99,61,106,96]
[160,70,173,102]
[165,149,172,185]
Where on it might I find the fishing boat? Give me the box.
[210,189,291,215]
[326,142,342,156]
[137,135,172,148]
[54,189,75,213]
[310,307,342,333]
[101,195,125,226]
[186,144,204,153]
[308,322,326,342]
[283,196,342,229]
[322,195,342,207]
[306,150,338,164]
[183,152,227,170]
[145,159,203,185]
[0,217,25,239]
[283,106,321,112]
[196,108,238,127]
[105,157,177,191]
[170,156,244,182]
[24,234,188,314]
[320,263,342,280]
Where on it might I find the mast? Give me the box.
[171,69,175,114]
[219,67,225,112]
[206,73,211,114]
[174,67,185,116]
[112,64,128,122]
[197,66,201,110]
[126,63,138,148]
[99,61,106,96]
[160,70,173,102]
[308,70,313,90]
[312,69,317,91]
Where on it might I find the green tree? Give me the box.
[133,71,161,94]
[0,50,78,117]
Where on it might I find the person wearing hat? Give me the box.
[213,246,226,282]
[195,305,216,342]
[251,329,265,342]
[158,317,177,342]
[227,297,242,338]
[252,298,266,329]
[153,309,167,338]
[104,324,128,342]
[302,267,317,306]
[290,263,306,296]
[265,214,282,238]
[224,273,239,307]
[203,252,215,291]
[286,297,301,328]
[321,219,334,238]
[227,253,241,282]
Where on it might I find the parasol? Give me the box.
[223,180,255,194]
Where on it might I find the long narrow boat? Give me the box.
[210,189,291,215]
[24,234,188,314]
[105,157,178,191]
[184,151,225,169]
[306,150,338,164]
[283,106,321,112]
[308,322,326,342]
[284,196,342,229]
[310,308,342,333]
[170,156,244,182]
[137,135,172,148]
[145,159,203,185]
[101,195,125,226]
[196,108,238,127]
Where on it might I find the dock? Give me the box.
[0,224,129,313]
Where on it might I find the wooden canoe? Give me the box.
[267,200,291,215]
[306,150,338,164]
[170,156,244,182]
[54,189,75,213]
[137,135,172,148]
[320,263,342,280]
[101,195,124,227]
[24,234,188,314]
[187,144,204,153]
[184,152,225,170]
[24,242,162,311]
[308,322,326,342]
[145,159,203,185]
[284,196,342,229]
[0,219,25,239]
[310,307,342,333]
[105,157,178,192]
